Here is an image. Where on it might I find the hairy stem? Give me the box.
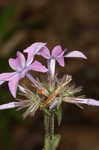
[44,114,50,137]
[50,112,54,140]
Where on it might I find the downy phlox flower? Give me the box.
[24,42,87,79]
[0,51,48,97]
[40,45,87,79]
[23,42,47,65]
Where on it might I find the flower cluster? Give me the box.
[0,42,99,117]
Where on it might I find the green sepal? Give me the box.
[55,106,62,126]
[42,107,51,116]
[51,134,61,150]
[43,134,61,150]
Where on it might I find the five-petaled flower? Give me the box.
[0,51,48,97]
[24,43,87,79]
[40,45,87,79]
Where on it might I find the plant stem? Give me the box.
[50,112,54,140]
[43,61,60,150]
[43,113,50,150]
[44,113,50,137]
[43,111,58,150]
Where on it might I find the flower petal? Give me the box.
[26,53,34,66]
[56,57,65,67]
[24,42,46,54]
[17,51,26,69]
[8,74,20,97]
[24,42,46,65]
[0,72,16,81]
[52,45,64,57]
[30,61,48,72]
[64,51,87,59]
[9,51,26,71]
[39,47,50,59]
[9,58,21,71]
[0,102,19,110]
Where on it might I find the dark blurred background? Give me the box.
[0,0,99,149]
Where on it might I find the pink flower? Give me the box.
[40,45,66,79]
[24,42,87,79]
[39,45,65,66]
[0,51,48,97]
[24,42,86,67]
[38,45,87,65]
[24,43,65,66]
[24,43,65,79]
[39,45,87,79]
[24,42,47,65]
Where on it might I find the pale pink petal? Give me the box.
[26,53,34,66]
[9,51,26,71]
[9,58,21,71]
[0,72,16,81]
[65,51,87,59]
[30,60,48,72]
[17,51,26,69]
[8,74,20,98]
[56,57,65,67]
[24,42,46,54]
[39,47,50,59]
[0,102,19,110]
[52,45,64,57]
[24,42,47,65]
